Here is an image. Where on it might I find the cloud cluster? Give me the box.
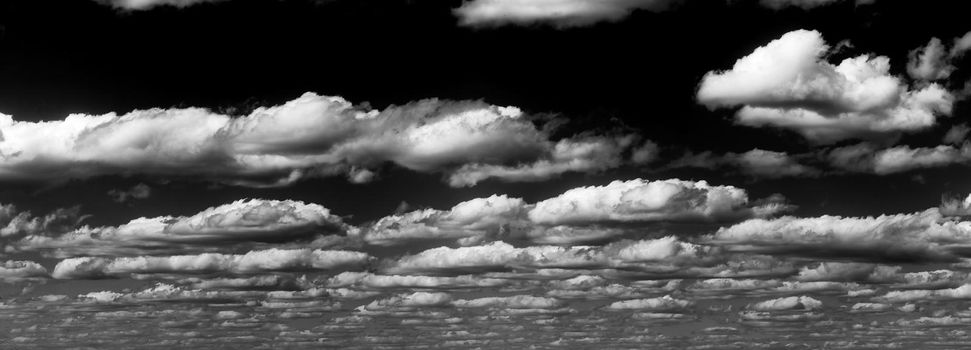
[51,248,371,279]
[453,0,677,27]
[0,93,644,187]
[827,143,971,175]
[907,31,971,82]
[12,199,348,257]
[759,0,873,10]
[94,0,223,10]
[362,178,786,246]
[711,208,971,262]
[698,29,954,143]
[669,149,819,178]
[0,260,48,281]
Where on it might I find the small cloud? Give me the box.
[107,183,151,203]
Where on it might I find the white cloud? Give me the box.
[604,295,691,311]
[748,296,822,311]
[0,93,645,187]
[794,262,900,282]
[698,29,954,143]
[95,0,223,10]
[712,208,971,262]
[0,260,48,281]
[453,0,676,27]
[363,178,780,246]
[361,195,527,246]
[51,248,371,279]
[447,136,649,187]
[13,199,348,257]
[826,143,971,175]
[362,292,453,311]
[528,178,789,225]
[452,295,563,309]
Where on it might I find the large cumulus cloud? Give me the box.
[711,208,971,262]
[10,199,349,257]
[361,178,789,246]
[697,29,954,143]
[0,93,645,187]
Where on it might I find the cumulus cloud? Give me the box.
[383,236,727,275]
[12,199,348,257]
[698,29,954,143]
[453,0,677,27]
[360,195,527,246]
[907,31,971,82]
[528,178,790,225]
[51,248,371,279]
[362,178,783,246]
[826,142,971,175]
[712,208,971,262]
[452,295,563,309]
[94,0,223,10]
[748,296,822,311]
[604,295,691,311]
[0,93,646,187]
[0,203,84,239]
[361,292,453,311]
[0,260,48,281]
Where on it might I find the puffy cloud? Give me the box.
[712,208,971,262]
[940,193,971,217]
[107,183,151,203]
[698,29,954,143]
[0,260,48,281]
[51,248,371,279]
[362,292,453,311]
[0,93,646,187]
[360,195,527,246]
[794,262,900,282]
[94,0,223,10]
[13,199,348,257]
[604,295,691,311]
[364,178,781,246]
[748,296,822,311]
[875,284,971,303]
[452,295,563,309]
[0,203,83,239]
[383,236,727,276]
[447,136,651,187]
[452,0,676,27]
[528,178,789,225]
[907,31,971,82]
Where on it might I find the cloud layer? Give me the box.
[0,93,644,187]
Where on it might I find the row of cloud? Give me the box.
[0,178,790,258]
[0,92,653,188]
[95,0,877,27]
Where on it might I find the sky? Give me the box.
[2,0,971,348]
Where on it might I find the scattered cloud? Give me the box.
[453,0,678,27]
[107,183,152,203]
[698,29,954,143]
[94,0,224,10]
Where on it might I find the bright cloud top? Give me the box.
[10,199,348,257]
[0,93,645,187]
[697,29,954,143]
[361,178,789,246]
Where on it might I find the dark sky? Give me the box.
[0,0,968,227]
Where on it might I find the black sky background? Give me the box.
[0,0,969,227]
